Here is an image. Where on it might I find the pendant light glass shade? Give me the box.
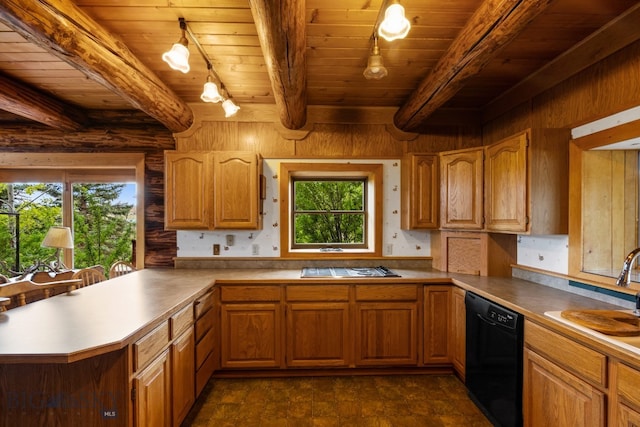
[201,78,223,103]
[222,98,240,117]
[378,3,411,42]
[162,34,190,73]
[363,37,388,80]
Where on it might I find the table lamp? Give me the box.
[41,226,74,271]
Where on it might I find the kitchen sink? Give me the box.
[545,310,640,356]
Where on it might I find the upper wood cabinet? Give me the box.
[401,153,439,230]
[485,132,528,232]
[440,147,484,230]
[164,151,212,230]
[164,150,262,230]
[213,152,262,229]
[485,129,568,234]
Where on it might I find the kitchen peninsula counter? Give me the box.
[0,267,628,364]
[0,267,638,427]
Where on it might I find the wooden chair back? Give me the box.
[109,261,136,278]
[72,267,107,288]
[0,278,80,311]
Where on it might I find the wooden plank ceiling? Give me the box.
[0,0,638,133]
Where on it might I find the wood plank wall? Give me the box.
[483,40,640,139]
[0,123,177,267]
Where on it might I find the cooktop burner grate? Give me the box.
[300,266,400,278]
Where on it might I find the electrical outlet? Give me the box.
[213,244,220,255]
[251,244,259,256]
[385,244,393,255]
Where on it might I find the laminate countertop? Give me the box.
[0,267,630,364]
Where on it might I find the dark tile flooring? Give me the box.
[182,375,492,427]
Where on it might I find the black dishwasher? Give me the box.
[465,291,523,427]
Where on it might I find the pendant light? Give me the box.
[201,67,223,103]
[378,2,411,42]
[363,35,388,80]
[222,98,240,117]
[162,18,190,73]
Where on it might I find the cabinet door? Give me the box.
[451,287,466,376]
[286,302,351,367]
[164,151,212,230]
[618,404,640,427]
[172,328,195,427]
[355,302,418,366]
[523,348,605,427]
[485,132,528,232]
[213,152,260,229]
[220,303,282,368]
[440,148,484,229]
[401,154,439,229]
[424,286,451,365]
[134,349,172,427]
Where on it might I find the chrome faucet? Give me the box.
[616,247,640,287]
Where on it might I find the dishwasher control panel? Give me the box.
[487,304,518,328]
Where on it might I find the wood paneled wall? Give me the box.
[0,123,177,267]
[484,39,640,140]
[175,119,482,158]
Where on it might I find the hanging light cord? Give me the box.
[181,18,233,98]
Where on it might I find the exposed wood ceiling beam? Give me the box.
[0,72,87,131]
[0,0,193,133]
[483,3,640,122]
[249,0,307,130]
[394,0,555,132]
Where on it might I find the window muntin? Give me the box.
[292,177,367,249]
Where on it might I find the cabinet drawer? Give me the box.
[355,285,418,301]
[287,285,349,301]
[220,285,280,302]
[525,320,606,387]
[196,352,216,397]
[195,290,215,319]
[134,321,170,371]
[195,307,215,342]
[171,304,194,339]
[196,328,216,369]
[617,362,640,409]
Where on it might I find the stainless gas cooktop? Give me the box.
[300,266,400,278]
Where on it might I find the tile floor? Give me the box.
[182,374,493,427]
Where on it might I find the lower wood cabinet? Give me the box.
[424,286,451,364]
[172,328,195,427]
[524,320,606,427]
[286,285,351,367]
[134,349,172,427]
[354,285,419,366]
[613,361,640,426]
[194,289,217,396]
[132,302,195,427]
[451,287,466,377]
[220,285,282,369]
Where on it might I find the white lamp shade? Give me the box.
[222,99,240,117]
[363,54,388,80]
[201,81,223,103]
[378,4,411,42]
[162,40,190,73]
[41,226,74,249]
